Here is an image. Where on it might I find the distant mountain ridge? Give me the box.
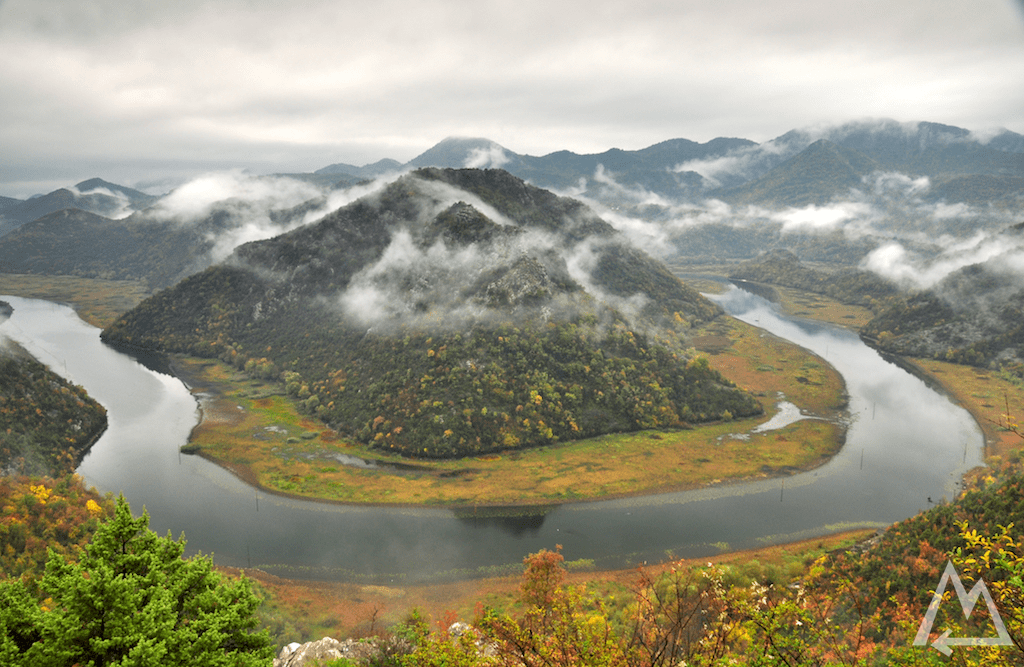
[4,118,1022,291]
[315,120,1024,207]
[0,178,159,237]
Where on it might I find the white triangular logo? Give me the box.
[913,560,1014,655]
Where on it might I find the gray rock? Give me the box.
[273,636,379,667]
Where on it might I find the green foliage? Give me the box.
[0,496,274,666]
[480,548,626,667]
[0,352,107,475]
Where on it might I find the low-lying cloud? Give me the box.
[558,162,1024,292]
[150,171,323,221]
[463,145,510,169]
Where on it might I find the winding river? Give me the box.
[0,288,983,582]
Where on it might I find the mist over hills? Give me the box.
[0,179,157,237]
[3,119,1022,289]
[102,168,761,457]
[4,118,1024,383]
[0,172,360,289]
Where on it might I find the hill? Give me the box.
[0,178,158,237]
[729,249,900,307]
[102,168,761,458]
[862,236,1024,374]
[0,175,349,290]
[715,139,881,208]
[0,330,108,475]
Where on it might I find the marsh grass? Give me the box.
[0,273,149,328]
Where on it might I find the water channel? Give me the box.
[0,287,983,582]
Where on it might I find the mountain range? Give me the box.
[318,119,1024,207]
[5,118,1024,454]
[3,119,1022,289]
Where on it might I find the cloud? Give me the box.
[300,171,407,225]
[673,140,799,188]
[67,183,135,219]
[2,0,1024,196]
[463,145,510,169]
[860,229,1022,289]
[333,175,662,331]
[769,203,873,234]
[150,171,322,220]
[864,171,931,200]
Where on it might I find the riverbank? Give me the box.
[228,527,877,643]
[695,277,1023,486]
[174,312,847,508]
[904,357,1024,463]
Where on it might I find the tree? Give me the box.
[0,496,273,666]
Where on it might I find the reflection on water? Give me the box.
[453,512,550,537]
[0,291,984,582]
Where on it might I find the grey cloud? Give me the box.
[2,0,1023,196]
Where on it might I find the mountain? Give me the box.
[314,159,404,179]
[0,342,108,475]
[987,128,1024,153]
[717,140,881,207]
[313,121,1023,222]
[6,119,1022,290]
[730,249,900,306]
[102,168,761,458]
[0,190,328,290]
[74,178,157,205]
[0,178,159,237]
[0,173,358,289]
[0,196,20,213]
[0,209,215,287]
[319,135,756,199]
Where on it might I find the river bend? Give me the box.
[0,289,983,581]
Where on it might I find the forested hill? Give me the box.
[102,168,761,458]
[0,347,107,475]
[862,243,1024,374]
[729,249,900,308]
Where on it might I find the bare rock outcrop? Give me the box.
[273,636,378,667]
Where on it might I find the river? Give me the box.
[0,288,983,582]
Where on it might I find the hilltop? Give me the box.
[102,168,761,458]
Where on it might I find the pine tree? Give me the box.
[0,496,273,666]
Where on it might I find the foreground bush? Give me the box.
[0,496,273,666]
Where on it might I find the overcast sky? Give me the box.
[2,0,1024,197]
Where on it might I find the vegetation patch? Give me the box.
[239,527,874,645]
[0,349,108,475]
[176,313,846,507]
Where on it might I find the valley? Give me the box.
[3,119,1024,661]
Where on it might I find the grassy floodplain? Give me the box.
[0,273,149,328]
[178,311,847,507]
